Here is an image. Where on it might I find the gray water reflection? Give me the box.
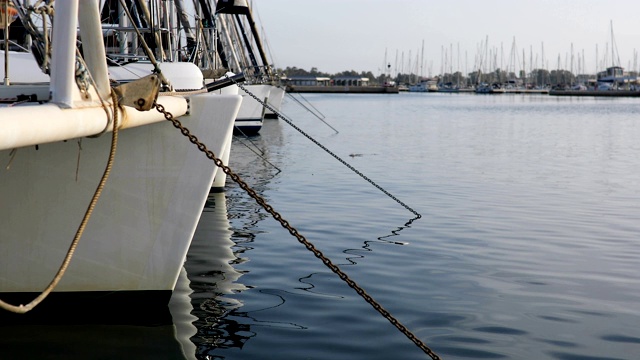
[187,94,640,359]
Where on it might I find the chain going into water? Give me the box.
[154,102,440,359]
[227,76,422,219]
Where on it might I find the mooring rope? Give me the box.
[155,102,439,359]
[285,92,339,133]
[227,75,422,219]
[233,135,282,173]
[293,91,327,119]
[0,92,120,314]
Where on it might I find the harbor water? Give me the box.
[4,92,640,359]
[186,92,640,359]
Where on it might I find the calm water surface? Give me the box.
[185,93,640,360]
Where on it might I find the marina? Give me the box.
[548,89,640,97]
[2,1,640,359]
[285,84,399,94]
[4,91,640,359]
[191,93,640,359]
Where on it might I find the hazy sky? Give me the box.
[252,0,640,76]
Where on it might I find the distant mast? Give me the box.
[610,20,620,68]
[420,39,424,79]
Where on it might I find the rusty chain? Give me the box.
[154,102,441,359]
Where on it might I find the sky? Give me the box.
[251,0,640,76]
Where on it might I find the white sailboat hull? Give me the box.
[265,85,285,119]
[211,126,234,191]
[0,94,241,296]
[235,84,271,134]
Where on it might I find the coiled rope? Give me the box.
[0,91,120,314]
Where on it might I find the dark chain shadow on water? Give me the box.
[376,214,421,245]
[294,214,420,298]
[187,118,430,358]
[340,214,420,266]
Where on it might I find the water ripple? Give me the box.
[437,346,507,359]
[473,326,529,335]
[600,334,640,344]
[185,94,640,360]
[548,352,626,360]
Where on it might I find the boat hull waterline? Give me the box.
[234,84,271,135]
[0,94,241,309]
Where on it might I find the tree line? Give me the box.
[276,66,640,87]
[275,66,389,84]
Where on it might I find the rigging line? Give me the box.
[232,125,264,156]
[285,92,339,134]
[296,91,326,119]
[226,75,422,219]
[116,0,169,88]
[285,92,322,118]
[252,2,278,68]
[11,1,47,71]
[233,135,282,174]
[105,57,144,81]
[233,131,264,156]
[156,104,438,359]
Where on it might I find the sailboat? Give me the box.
[216,0,278,134]
[0,0,241,320]
[97,0,242,191]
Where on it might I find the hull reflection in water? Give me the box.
[185,120,286,356]
[185,192,251,356]
[0,270,196,360]
[0,324,190,359]
[0,191,249,360]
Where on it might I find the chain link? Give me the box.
[227,75,422,219]
[154,102,440,359]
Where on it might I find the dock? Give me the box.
[549,89,640,97]
[285,85,399,94]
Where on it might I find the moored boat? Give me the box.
[408,78,437,92]
[215,0,275,135]
[0,0,241,320]
[265,85,285,119]
[234,83,271,135]
[475,82,506,94]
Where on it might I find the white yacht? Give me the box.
[0,0,241,319]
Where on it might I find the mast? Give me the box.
[420,39,424,78]
[174,0,196,61]
[233,14,260,75]
[611,20,615,67]
[226,14,250,71]
[216,0,272,78]
[522,49,525,86]
[3,0,9,85]
[596,44,599,73]
[135,0,164,61]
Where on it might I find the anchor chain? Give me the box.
[154,102,441,359]
[226,76,422,219]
